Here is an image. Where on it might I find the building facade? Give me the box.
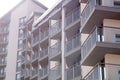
[80,0,120,80]
[0,0,120,80]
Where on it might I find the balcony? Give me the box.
[81,0,120,33]
[49,42,61,61]
[81,27,120,66]
[0,72,5,79]
[33,35,39,45]
[0,50,7,56]
[39,48,48,62]
[66,64,81,80]
[0,40,8,45]
[49,65,61,80]
[40,29,49,43]
[50,21,61,37]
[31,68,38,78]
[32,53,39,62]
[0,60,6,67]
[25,70,30,78]
[65,8,80,29]
[65,34,80,57]
[21,69,25,77]
[39,66,48,79]
[0,28,9,34]
[82,63,120,80]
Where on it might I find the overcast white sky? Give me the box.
[0,0,58,18]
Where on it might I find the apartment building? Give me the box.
[0,14,10,80]
[18,0,81,80]
[0,0,47,80]
[80,0,120,80]
[1,0,120,80]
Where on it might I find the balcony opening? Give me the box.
[114,1,120,8]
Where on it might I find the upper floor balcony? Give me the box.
[65,34,80,57]
[39,66,48,79]
[0,50,7,56]
[65,8,80,30]
[0,27,9,34]
[49,42,61,61]
[81,0,120,33]
[32,53,39,62]
[31,68,38,78]
[49,65,61,80]
[39,29,49,42]
[0,72,6,79]
[0,60,6,67]
[0,40,8,45]
[82,63,120,80]
[50,21,61,37]
[32,35,39,46]
[25,69,31,78]
[65,64,81,80]
[81,27,120,66]
[39,48,48,62]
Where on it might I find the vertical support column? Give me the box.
[61,7,66,80]
[48,19,51,80]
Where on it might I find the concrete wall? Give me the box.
[27,0,46,15]
[103,19,120,43]
[105,54,120,80]
[6,0,46,80]
[102,0,114,6]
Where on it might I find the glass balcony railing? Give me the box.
[83,63,120,80]
[0,28,9,33]
[0,49,7,54]
[31,68,38,77]
[81,27,103,60]
[33,35,39,44]
[39,66,48,78]
[39,48,48,59]
[49,42,61,58]
[50,21,61,36]
[49,65,61,80]
[25,70,31,77]
[81,0,96,27]
[40,29,49,41]
[66,64,81,80]
[32,53,39,61]
[0,60,6,65]
[65,34,80,53]
[65,8,80,27]
[21,69,25,77]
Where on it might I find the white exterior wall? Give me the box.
[6,0,46,80]
[103,19,120,43]
[105,54,120,80]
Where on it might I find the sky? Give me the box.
[0,0,59,18]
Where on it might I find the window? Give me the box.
[19,17,26,26]
[116,34,120,42]
[114,1,120,8]
[16,73,21,80]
